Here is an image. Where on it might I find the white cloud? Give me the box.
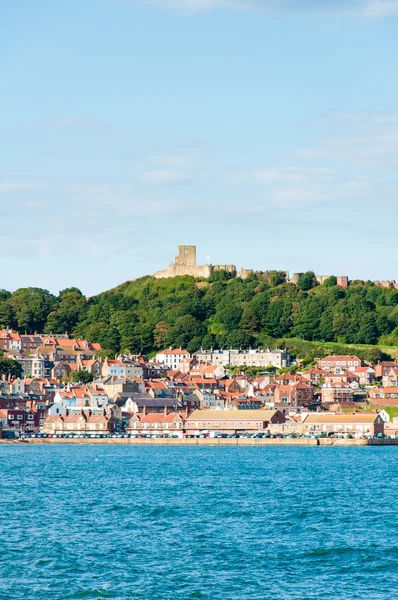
[141,169,193,184]
[363,0,398,17]
[298,111,398,168]
[127,0,398,17]
[225,166,394,209]
[0,181,46,193]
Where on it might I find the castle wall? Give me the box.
[213,264,237,275]
[153,264,212,279]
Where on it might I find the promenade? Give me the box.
[9,437,398,447]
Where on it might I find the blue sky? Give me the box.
[2,0,398,295]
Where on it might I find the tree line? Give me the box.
[1,271,398,359]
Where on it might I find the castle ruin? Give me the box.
[153,245,237,279]
[153,245,396,289]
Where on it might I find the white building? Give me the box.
[154,348,191,369]
[193,348,290,369]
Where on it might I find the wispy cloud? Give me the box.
[0,181,46,193]
[128,0,398,17]
[225,166,396,209]
[141,169,193,184]
[363,0,398,17]
[298,111,398,168]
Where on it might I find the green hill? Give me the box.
[1,271,398,360]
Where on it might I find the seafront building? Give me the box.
[0,345,396,439]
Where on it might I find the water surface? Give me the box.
[1,445,397,599]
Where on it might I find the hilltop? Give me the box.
[1,271,398,362]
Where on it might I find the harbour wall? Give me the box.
[10,437,398,446]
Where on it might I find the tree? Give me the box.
[298,271,319,292]
[70,370,94,384]
[355,314,379,345]
[45,291,87,334]
[10,288,57,333]
[292,297,323,340]
[153,321,169,349]
[209,270,234,282]
[240,307,260,334]
[0,358,23,378]
[265,271,287,287]
[323,276,337,287]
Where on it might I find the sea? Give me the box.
[1,445,397,600]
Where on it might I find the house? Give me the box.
[116,393,179,414]
[191,363,226,380]
[318,355,362,373]
[274,381,314,409]
[127,413,184,435]
[41,408,115,435]
[52,361,73,380]
[321,382,355,403]
[384,420,398,438]
[301,368,328,384]
[96,376,142,398]
[155,348,190,369]
[102,358,143,379]
[179,357,199,374]
[353,367,375,386]
[185,409,285,434]
[2,378,25,395]
[375,361,398,379]
[368,387,398,405]
[324,372,359,386]
[382,367,398,388]
[0,407,38,433]
[302,413,384,437]
[0,330,22,352]
[15,354,46,379]
[192,388,225,409]
[193,348,290,368]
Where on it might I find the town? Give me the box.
[0,329,397,441]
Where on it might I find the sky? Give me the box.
[2,0,398,296]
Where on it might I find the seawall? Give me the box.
[12,437,398,446]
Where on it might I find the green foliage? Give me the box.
[323,276,337,287]
[264,271,287,287]
[9,288,57,332]
[1,275,398,357]
[70,370,94,384]
[298,271,319,291]
[208,269,235,282]
[0,358,23,378]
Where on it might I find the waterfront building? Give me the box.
[42,408,115,435]
[185,409,285,434]
[127,413,184,435]
[302,414,384,437]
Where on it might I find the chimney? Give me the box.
[164,404,168,416]
[143,405,147,416]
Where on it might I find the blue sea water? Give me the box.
[1,445,397,600]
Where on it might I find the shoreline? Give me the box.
[4,437,398,446]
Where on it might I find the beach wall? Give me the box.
[13,437,398,446]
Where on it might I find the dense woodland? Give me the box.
[1,271,398,362]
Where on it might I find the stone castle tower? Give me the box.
[153,245,236,279]
[175,245,196,268]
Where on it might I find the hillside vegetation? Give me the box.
[1,271,398,360]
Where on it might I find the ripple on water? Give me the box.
[1,445,398,600]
